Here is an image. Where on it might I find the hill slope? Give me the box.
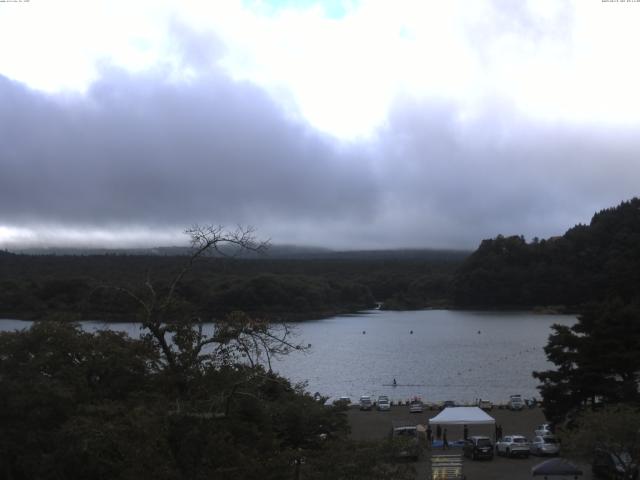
[452,198,640,308]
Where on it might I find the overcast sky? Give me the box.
[1,0,639,250]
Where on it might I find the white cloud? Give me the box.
[3,0,640,137]
[0,224,185,249]
[0,0,177,92]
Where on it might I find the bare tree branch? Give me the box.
[91,225,310,399]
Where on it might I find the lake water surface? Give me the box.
[0,309,576,404]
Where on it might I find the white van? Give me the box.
[508,394,524,410]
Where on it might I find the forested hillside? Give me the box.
[453,198,640,308]
[3,198,639,318]
[0,251,465,321]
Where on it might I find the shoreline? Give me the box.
[0,304,578,324]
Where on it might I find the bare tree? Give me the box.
[106,225,303,385]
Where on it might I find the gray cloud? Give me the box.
[369,97,640,248]
[1,21,639,250]
[0,67,380,243]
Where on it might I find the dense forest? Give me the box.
[0,228,419,479]
[0,249,466,321]
[453,198,640,309]
[0,313,415,479]
[3,199,640,320]
[2,199,640,320]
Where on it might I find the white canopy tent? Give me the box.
[428,407,495,426]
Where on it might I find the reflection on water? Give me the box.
[0,309,575,403]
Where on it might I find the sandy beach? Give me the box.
[348,404,593,480]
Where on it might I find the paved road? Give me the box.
[347,405,592,480]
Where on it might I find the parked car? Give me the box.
[359,395,372,411]
[508,395,524,411]
[531,435,560,456]
[534,423,553,436]
[495,435,530,458]
[440,400,457,410]
[390,420,421,461]
[377,395,391,411]
[409,399,424,413]
[333,396,351,408]
[479,400,493,411]
[463,436,494,460]
[592,449,639,480]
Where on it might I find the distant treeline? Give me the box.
[3,198,638,320]
[0,251,467,321]
[453,198,640,309]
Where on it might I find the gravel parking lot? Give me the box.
[347,405,593,480]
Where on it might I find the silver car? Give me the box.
[495,435,530,458]
[377,395,391,411]
[359,395,372,410]
[508,395,524,411]
[409,399,424,413]
[534,423,553,436]
[531,435,560,456]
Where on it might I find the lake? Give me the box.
[0,309,575,404]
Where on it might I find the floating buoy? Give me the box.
[410,330,413,334]
[362,330,366,334]
[478,330,481,334]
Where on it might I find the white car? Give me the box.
[495,435,530,458]
[359,395,372,410]
[409,399,424,413]
[508,395,524,411]
[377,395,391,411]
[534,423,553,436]
[531,435,560,456]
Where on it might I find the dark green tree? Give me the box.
[558,405,640,478]
[453,197,640,309]
[533,299,640,424]
[0,322,160,479]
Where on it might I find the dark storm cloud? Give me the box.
[1,17,639,250]
[369,97,640,248]
[0,69,379,235]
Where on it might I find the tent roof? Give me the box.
[428,407,495,425]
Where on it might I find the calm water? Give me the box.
[0,309,575,404]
